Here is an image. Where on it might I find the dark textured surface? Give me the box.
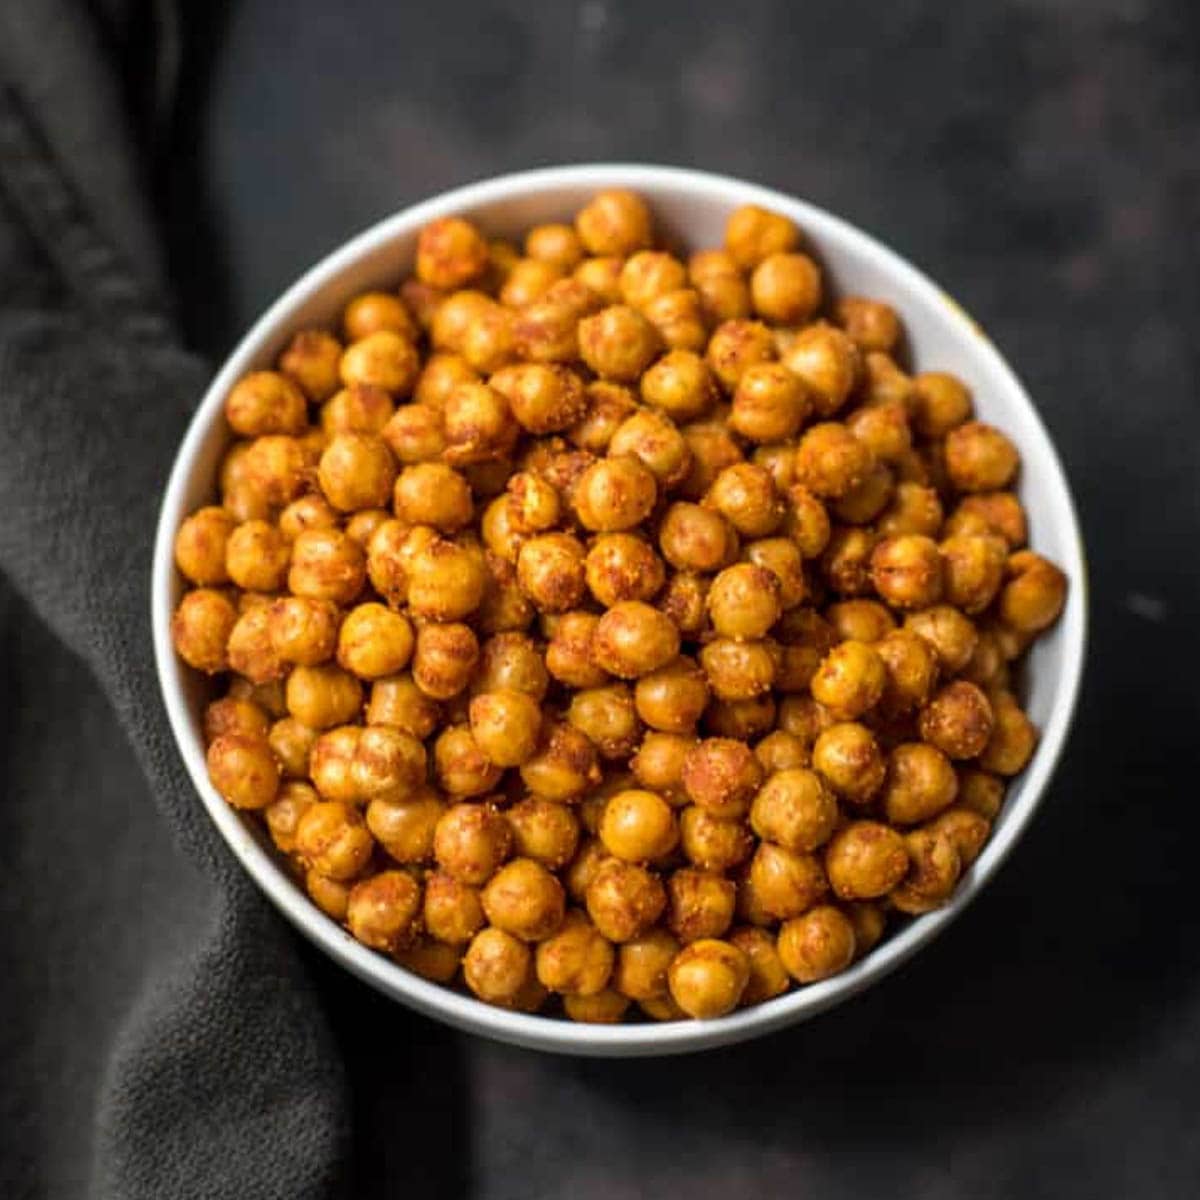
[1,1,1197,1197]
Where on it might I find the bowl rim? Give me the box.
[151,162,1088,1056]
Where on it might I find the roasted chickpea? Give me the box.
[754,730,810,773]
[415,870,483,945]
[824,599,893,644]
[944,421,1019,492]
[679,417,744,500]
[416,216,489,289]
[432,800,511,884]
[978,691,1038,776]
[174,506,236,585]
[750,252,822,323]
[740,538,805,611]
[633,656,709,734]
[834,296,901,353]
[821,526,879,595]
[441,381,519,466]
[433,724,502,797]
[642,288,708,352]
[409,353,476,411]
[365,790,444,863]
[728,926,790,1005]
[333,603,412,680]
[705,695,777,740]
[388,464,472,533]
[945,491,1028,549]
[607,408,691,489]
[668,938,750,1019]
[706,319,776,391]
[237,434,310,509]
[781,323,860,417]
[566,683,640,760]
[776,695,835,748]
[378,403,444,467]
[589,602,680,680]
[563,382,634,454]
[868,534,942,610]
[999,550,1068,633]
[570,256,622,305]
[881,742,958,824]
[927,805,991,867]
[832,461,895,526]
[346,871,421,953]
[264,713,317,778]
[405,539,485,622]
[564,837,612,903]
[725,205,800,269]
[699,637,778,701]
[640,349,719,422]
[809,640,884,721]
[288,528,366,606]
[285,664,363,730]
[570,458,659,537]
[585,858,667,943]
[520,721,602,802]
[874,628,939,717]
[412,622,479,701]
[777,905,856,983]
[343,291,417,343]
[506,798,580,870]
[682,738,763,820]
[911,371,972,439]
[279,498,339,548]
[794,422,874,501]
[933,534,1003,614]
[904,605,979,674]
[364,673,439,739]
[918,681,994,761]
[578,305,662,382]
[825,820,909,899]
[561,987,628,1023]
[206,731,280,811]
[810,722,883,804]
[656,503,734,574]
[466,688,541,768]
[619,250,687,309]
[704,463,784,538]
[515,531,587,613]
[538,614,603,692]
[304,869,352,921]
[575,189,653,256]
[613,928,679,1000]
[845,404,911,470]
[599,789,678,863]
[630,732,695,802]
[296,799,373,880]
[780,484,830,559]
[535,910,614,996]
[499,257,564,308]
[667,869,736,943]
[689,251,751,324]
[727,362,808,444]
[585,534,665,608]
[480,857,565,942]
[261,780,318,853]
[490,362,588,435]
[877,482,942,540]
[511,278,598,363]
[225,371,308,438]
[656,571,708,637]
[750,768,838,852]
[463,927,532,1005]
[707,562,782,640]
[889,826,962,914]
[203,695,271,745]
[955,768,1005,821]
[279,329,343,402]
[171,589,237,673]
[521,221,583,270]
[321,385,395,439]
[339,330,420,396]
[227,604,286,683]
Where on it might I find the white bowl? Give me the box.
[152,164,1087,1056]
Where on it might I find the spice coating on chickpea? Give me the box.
[777,906,856,983]
[599,789,679,863]
[668,938,751,1018]
[592,601,681,679]
[825,821,910,899]
[919,682,995,760]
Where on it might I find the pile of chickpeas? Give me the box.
[172,190,1067,1023]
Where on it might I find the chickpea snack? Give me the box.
[156,169,1083,1052]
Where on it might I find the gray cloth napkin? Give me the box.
[0,4,348,1195]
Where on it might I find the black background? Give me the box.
[6,1,1200,1196]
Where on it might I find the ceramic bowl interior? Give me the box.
[152,164,1086,1056]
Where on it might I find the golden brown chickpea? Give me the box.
[498,257,564,308]
[668,869,736,943]
[927,805,991,867]
[727,363,808,445]
[750,768,838,853]
[633,656,709,734]
[441,381,519,466]
[304,869,352,921]
[657,503,734,574]
[794,422,875,500]
[535,910,614,996]
[869,534,942,610]
[911,371,972,439]
[416,216,489,289]
[566,683,641,760]
[502,797,578,869]
[777,905,856,983]
[881,742,959,824]
[516,532,587,613]
[171,589,237,673]
[612,928,679,1000]
[564,837,612,902]
[394,936,460,984]
[321,384,395,438]
[574,456,661,536]
[846,403,911,469]
[699,637,779,701]
[637,350,717,424]
[619,251,687,309]
[741,538,805,611]
[754,729,810,773]
[433,801,512,884]
[406,539,486,623]
[874,628,939,717]
[409,355,473,413]
[944,421,1019,492]
[238,434,310,508]
[575,189,653,256]
[336,603,414,679]
[978,691,1038,776]
[935,533,1005,615]
[599,789,679,863]
[641,287,708,353]
[203,695,271,745]
[783,485,833,559]
[825,820,909,899]
[704,462,784,539]
[877,481,943,540]
[945,491,1028,549]
[491,362,589,435]
[585,534,665,608]
[381,402,446,466]
[957,767,1005,820]
[959,627,1009,691]
[225,371,308,438]
[296,799,373,879]
[279,494,340,543]
[308,726,362,804]
[834,296,901,354]
[918,681,994,760]
[510,278,597,363]
[809,640,885,721]
[467,633,546,702]
[889,826,962,914]
[776,695,835,749]
[750,252,822,323]
[679,417,745,500]
[347,870,421,953]
[422,870,485,944]
[630,732,695,803]
[706,695,778,740]
[502,474,559,536]
[366,789,445,863]
[412,622,479,700]
[904,605,979,674]
[668,938,750,1019]
[707,562,782,639]
[175,506,236,585]
[578,304,662,382]
[591,602,681,679]
[227,604,286,684]
[857,354,912,412]
[367,673,441,738]
[563,382,634,455]
[840,900,885,957]
[464,688,540,768]
[832,461,895,526]
[520,721,602,802]
[524,221,585,270]
[480,857,565,942]
[343,291,418,343]
[227,674,289,718]
[585,858,667,943]
[539,614,603,691]
[288,528,366,606]
[811,722,886,805]
[999,550,1068,633]
[433,724,503,798]
[285,664,363,730]
[653,572,705,639]
[729,926,790,1005]
[390,463,472,533]
[725,205,800,269]
[781,323,861,417]
[339,330,420,396]
[263,779,318,853]
[559,987,626,1022]
[690,260,751,326]
[606,409,690,490]
[463,926,532,1005]
[572,255,623,304]
[206,732,279,811]
[682,738,763,820]
[706,319,776,392]
[823,599,893,644]
[268,716,318,779]
[279,329,343,402]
